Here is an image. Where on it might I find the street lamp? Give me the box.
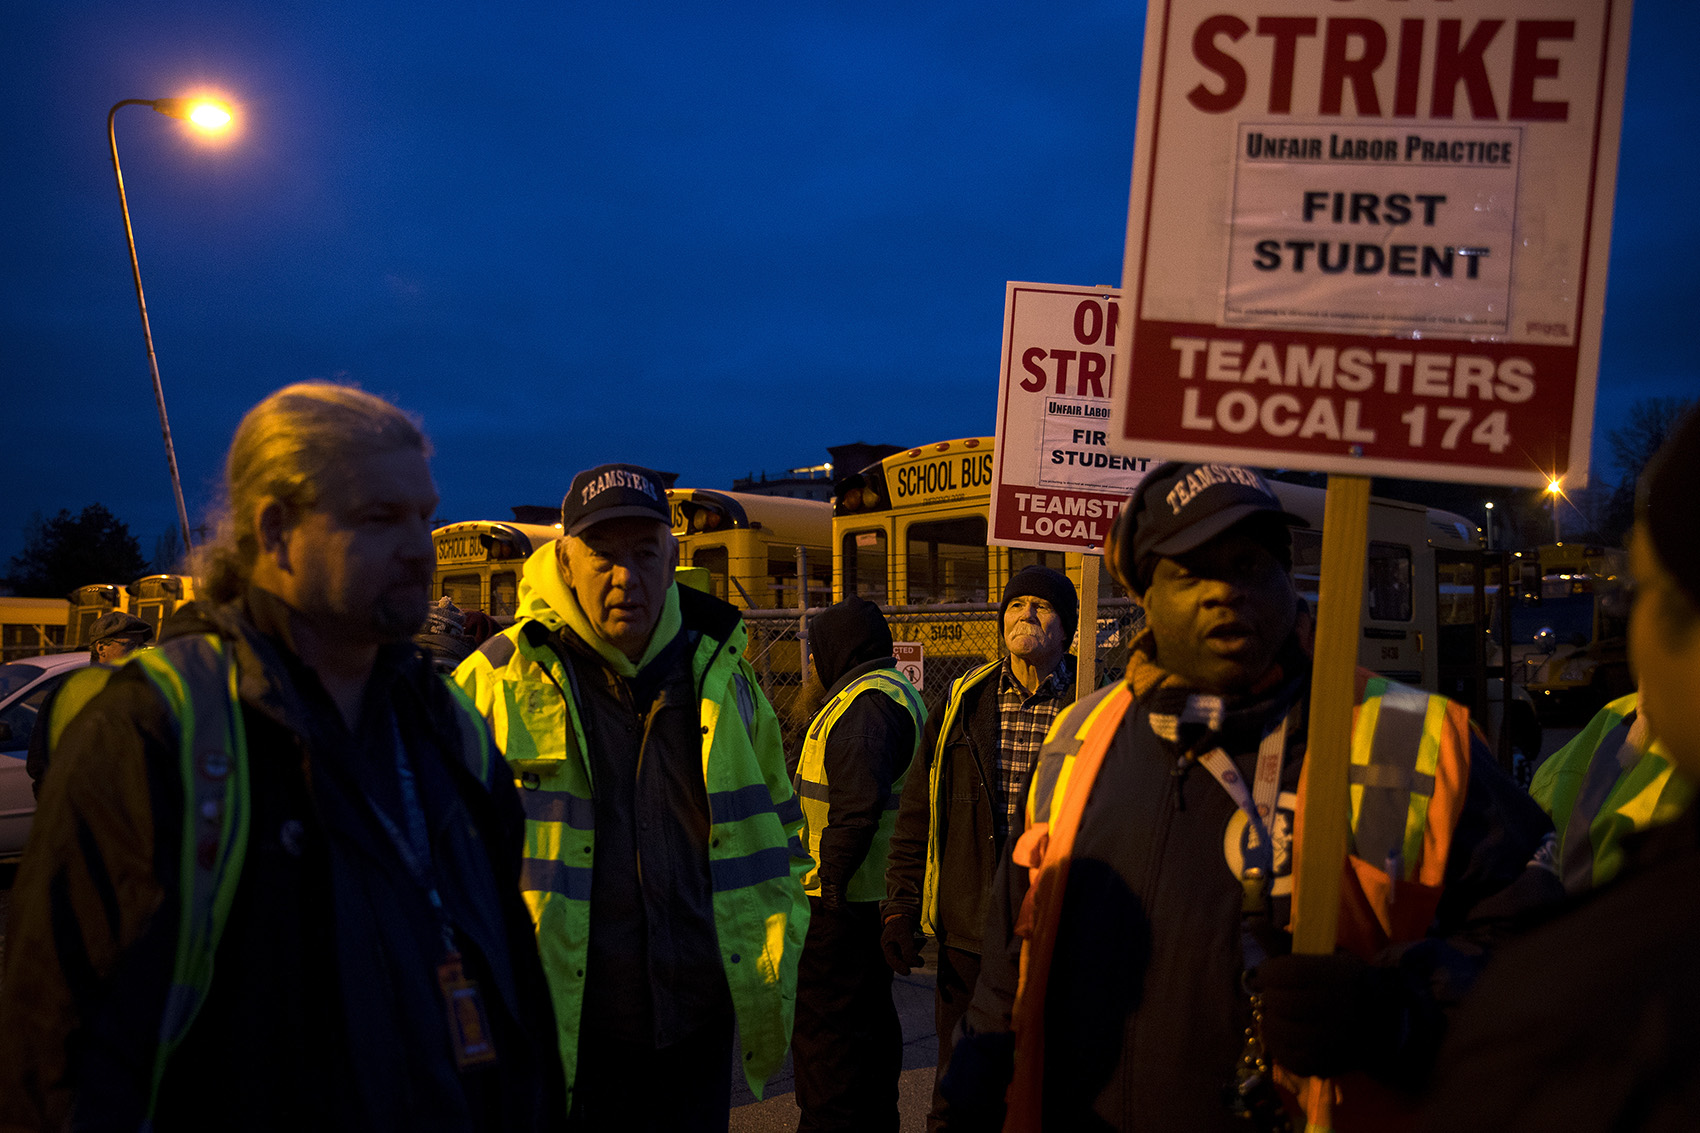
[1483,501,1495,550]
[1545,478,1563,543]
[107,96,234,553]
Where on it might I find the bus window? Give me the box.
[1009,548,1067,574]
[693,545,730,602]
[843,530,888,604]
[441,573,483,613]
[1291,529,1322,609]
[1367,542,1413,622]
[907,518,988,604]
[491,572,520,619]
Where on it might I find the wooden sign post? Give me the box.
[1288,475,1370,1132]
[1075,552,1101,700]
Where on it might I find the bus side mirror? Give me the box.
[1533,627,1557,654]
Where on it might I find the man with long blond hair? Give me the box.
[0,383,561,1131]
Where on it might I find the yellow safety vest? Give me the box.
[794,668,925,902]
[1531,692,1695,892]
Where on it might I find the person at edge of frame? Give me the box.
[0,381,563,1131]
[1423,405,1700,1132]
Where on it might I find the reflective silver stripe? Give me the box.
[1348,762,1435,794]
[1354,683,1430,871]
[1562,714,1638,894]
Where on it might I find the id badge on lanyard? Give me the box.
[1197,708,1290,882]
[373,714,499,1069]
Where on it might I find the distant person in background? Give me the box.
[416,595,472,672]
[1424,406,1700,1132]
[88,610,154,663]
[791,597,923,1133]
[882,565,1077,1132]
[24,611,155,796]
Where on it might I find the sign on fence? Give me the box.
[989,282,1156,553]
[892,641,924,691]
[1106,0,1634,488]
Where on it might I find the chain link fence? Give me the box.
[740,600,1145,760]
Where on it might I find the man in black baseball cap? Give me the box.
[943,461,1550,1131]
[454,461,808,1127]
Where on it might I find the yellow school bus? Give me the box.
[432,521,564,619]
[0,597,70,662]
[126,575,196,637]
[68,584,129,647]
[669,489,832,609]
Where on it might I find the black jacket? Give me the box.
[0,592,563,1132]
[883,656,1075,954]
[951,663,1552,1132]
[1422,800,1700,1133]
[807,598,916,902]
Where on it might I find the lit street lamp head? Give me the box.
[150,97,234,132]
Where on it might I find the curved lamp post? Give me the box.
[1546,478,1563,543]
[107,97,233,553]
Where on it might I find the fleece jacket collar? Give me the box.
[515,541,682,678]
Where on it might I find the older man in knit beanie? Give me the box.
[883,563,1078,1131]
[1425,405,1700,1133]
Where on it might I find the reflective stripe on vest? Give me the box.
[1541,694,1695,893]
[1347,676,1462,884]
[920,660,1000,935]
[45,664,117,753]
[130,637,249,1130]
[795,669,925,902]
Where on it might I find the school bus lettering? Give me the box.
[893,453,994,504]
[434,533,487,565]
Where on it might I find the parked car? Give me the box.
[0,652,91,858]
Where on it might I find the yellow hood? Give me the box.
[515,541,681,678]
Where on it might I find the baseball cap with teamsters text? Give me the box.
[560,463,672,537]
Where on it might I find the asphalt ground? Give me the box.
[731,942,940,1131]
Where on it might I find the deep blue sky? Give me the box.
[3,2,1694,570]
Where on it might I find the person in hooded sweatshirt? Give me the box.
[453,463,808,1131]
[790,596,925,1133]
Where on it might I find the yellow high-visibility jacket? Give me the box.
[453,544,809,1104]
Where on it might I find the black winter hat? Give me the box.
[1638,404,1700,609]
[1000,565,1078,642]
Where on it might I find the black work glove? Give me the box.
[1248,952,1406,1079]
[880,913,925,974]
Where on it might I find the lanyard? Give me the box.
[364,711,456,956]
[1196,705,1293,879]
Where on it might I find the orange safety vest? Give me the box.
[1004,670,1473,1133]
